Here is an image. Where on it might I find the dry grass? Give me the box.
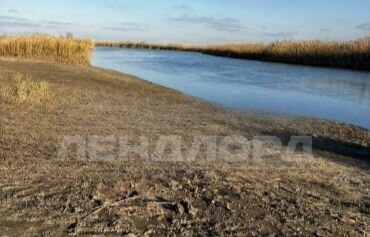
[97,37,370,70]
[1,73,50,105]
[0,34,93,65]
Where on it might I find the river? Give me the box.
[92,48,370,128]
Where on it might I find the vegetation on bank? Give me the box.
[1,73,50,105]
[0,35,93,65]
[0,34,368,70]
[97,38,370,71]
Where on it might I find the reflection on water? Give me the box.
[92,48,370,128]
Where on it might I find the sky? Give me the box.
[0,0,369,44]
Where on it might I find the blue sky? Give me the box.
[0,0,369,43]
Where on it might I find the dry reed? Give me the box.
[0,35,93,65]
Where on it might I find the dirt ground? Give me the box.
[0,59,369,236]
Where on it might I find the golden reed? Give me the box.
[0,35,93,65]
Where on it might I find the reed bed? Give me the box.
[97,38,370,71]
[0,35,93,65]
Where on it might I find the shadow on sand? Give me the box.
[262,129,369,170]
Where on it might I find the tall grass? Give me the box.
[97,38,370,71]
[0,35,93,65]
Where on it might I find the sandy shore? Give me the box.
[0,59,369,236]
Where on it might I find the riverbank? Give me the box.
[0,58,369,236]
[96,38,370,71]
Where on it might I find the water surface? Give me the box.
[92,48,370,128]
